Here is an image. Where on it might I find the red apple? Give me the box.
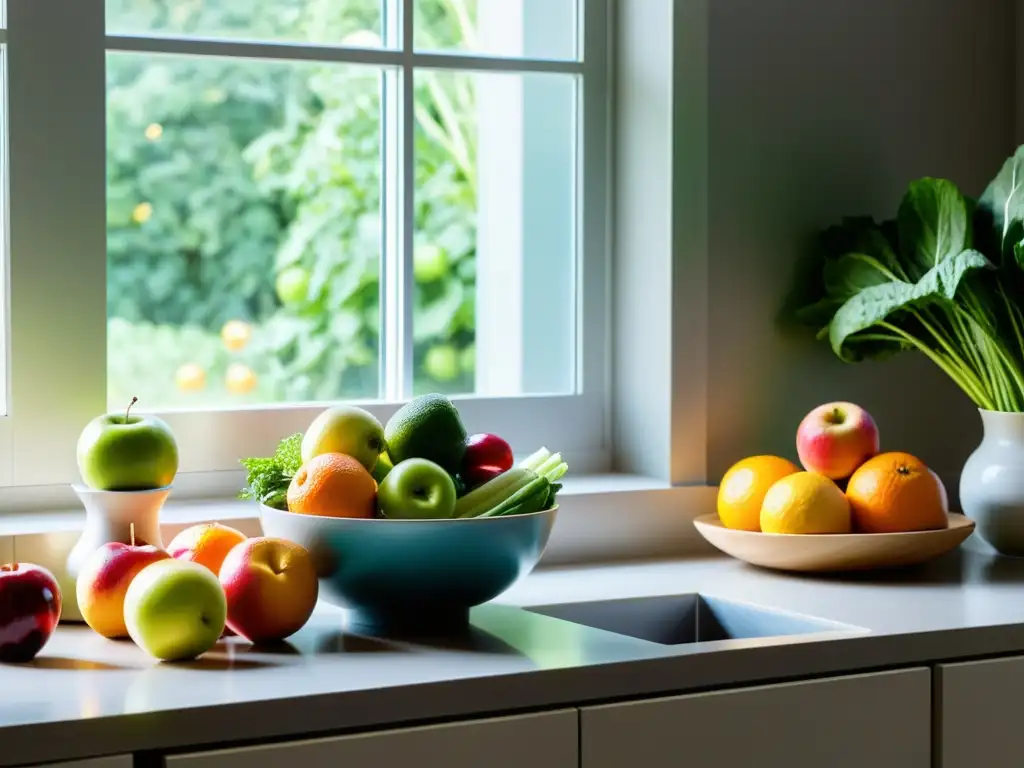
[77,542,169,639]
[0,563,61,662]
[462,433,514,488]
[220,537,318,643]
[796,402,880,480]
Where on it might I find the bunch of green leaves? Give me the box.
[239,433,303,509]
[793,145,1024,412]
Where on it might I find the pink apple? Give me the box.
[796,402,880,480]
[77,542,170,639]
[220,538,318,643]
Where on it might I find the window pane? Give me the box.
[107,54,384,409]
[413,70,577,397]
[415,0,577,60]
[106,0,386,48]
[0,46,6,417]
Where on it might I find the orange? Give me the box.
[846,452,947,533]
[718,455,800,531]
[167,523,247,575]
[287,453,377,519]
[221,320,253,352]
[760,472,851,534]
[175,362,206,392]
[226,363,257,395]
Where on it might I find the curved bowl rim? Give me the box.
[693,512,973,540]
[259,502,559,523]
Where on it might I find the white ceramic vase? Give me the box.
[960,410,1024,557]
[63,484,170,621]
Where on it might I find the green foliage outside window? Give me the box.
[106,0,479,408]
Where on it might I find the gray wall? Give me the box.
[703,0,1017,487]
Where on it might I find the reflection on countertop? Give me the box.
[3,548,1024,766]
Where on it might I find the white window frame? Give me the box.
[1,0,612,499]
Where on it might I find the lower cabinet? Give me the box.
[936,656,1024,768]
[163,709,578,768]
[580,668,931,768]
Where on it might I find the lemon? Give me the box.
[760,472,851,534]
[717,455,800,531]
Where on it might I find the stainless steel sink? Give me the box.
[525,593,857,646]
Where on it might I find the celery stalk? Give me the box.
[480,476,551,517]
[519,447,551,473]
[546,462,568,483]
[455,468,536,518]
[535,452,563,478]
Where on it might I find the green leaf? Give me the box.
[829,248,989,360]
[414,280,465,342]
[821,216,901,273]
[978,145,1024,263]
[823,253,894,300]
[897,178,971,278]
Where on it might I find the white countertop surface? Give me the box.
[4,549,1024,766]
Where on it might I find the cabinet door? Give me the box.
[581,668,930,768]
[937,656,1024,768]
[164,709,578,768]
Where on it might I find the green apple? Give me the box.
[413,243,449,283]
[378,458,457,519]
[124,559,227,662]
[301,405,386,471]
[77,398,179,491]
[275,265,310,305]
[424,345,459,382]
[371,451,394,484]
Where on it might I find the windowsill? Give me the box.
[1,474,716,570]
[0,473,666,535]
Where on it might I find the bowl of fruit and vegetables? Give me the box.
[243,395,567,634]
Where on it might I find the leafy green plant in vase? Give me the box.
[792,145,1024,556]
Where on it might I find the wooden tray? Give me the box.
[693,513,975,573]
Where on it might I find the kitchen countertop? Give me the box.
[6,549,1024,766]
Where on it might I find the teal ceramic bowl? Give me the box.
[259,504,558,634]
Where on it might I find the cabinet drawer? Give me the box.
[937,656,1024,768]
[164,709,578,768]
[581,668,930,768]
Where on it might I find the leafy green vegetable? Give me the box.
[239,433,303,509]
[828,249,989,359]
[897,178,971,277]
[977,146,1024,264]
[792,150,1024,413]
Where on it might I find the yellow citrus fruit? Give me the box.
[760,471,851,534]
[175,363,206,392]
[226,363,257,395]
[717,455,800,531]
[132,202,153,224]
[287,453,377,519]
[221,320,253,352]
